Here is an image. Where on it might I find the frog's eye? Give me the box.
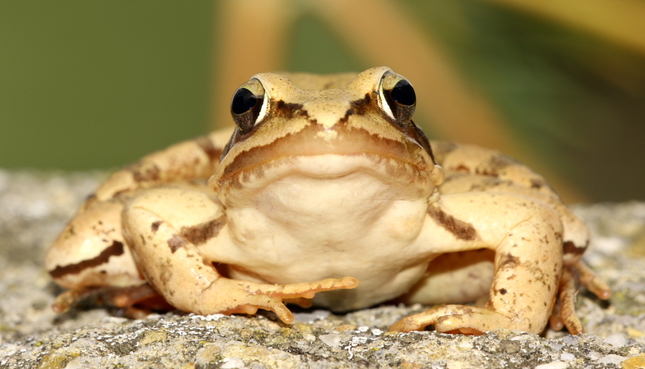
[231,79,267,133]
[379,71,416,126]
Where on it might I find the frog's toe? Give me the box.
[390,305,518,335]
[51,289,82,313]
[220,294,296,324]
[260,277,360,300]
[573,260,611,300]
[213,277,359,324]
[551,267,585,334]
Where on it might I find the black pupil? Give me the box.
[231,88,258,115]
[391,80,415,106]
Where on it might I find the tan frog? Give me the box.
[45,67,610,335]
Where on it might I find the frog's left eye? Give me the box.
[379,72,416,126]
[231,79,267,133]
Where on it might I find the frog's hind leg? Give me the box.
[46,199,146,313]
[46,128,236,314]
[573,259,611,300]
[392,193,564,335]
[51,283,169,319]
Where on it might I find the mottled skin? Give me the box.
[45,67,610,335]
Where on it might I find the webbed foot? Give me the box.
[203,276,359,324]
[390,305,522,335]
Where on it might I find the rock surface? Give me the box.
[0,170,644,369]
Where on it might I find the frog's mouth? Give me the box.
[210,123,441,201]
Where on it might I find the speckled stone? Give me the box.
[1,170,644,369]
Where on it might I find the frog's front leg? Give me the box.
[392,192,564,335]
[122,186,358,323]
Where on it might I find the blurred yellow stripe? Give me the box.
[486,0,645,56]
[211,0,290,130]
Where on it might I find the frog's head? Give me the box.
[209,67,444,207]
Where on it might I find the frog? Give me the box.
[45,67,610,335]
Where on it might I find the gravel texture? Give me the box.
[0,169,644,369]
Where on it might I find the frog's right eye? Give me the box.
[378,71,416,127]
[231,79,267,133]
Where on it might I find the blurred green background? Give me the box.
[1,1,644,202]
[0,2,213,170]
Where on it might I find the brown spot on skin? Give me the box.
[454,164,470,173]
[112,188,132,199]
[476,155,517,177]
[530,178,545,189]
[129,163,161,183]
[488,154,516,170]
[338,93,375,124]
[563,240,586,256]
[159,258,173,287]
[499,253,520,269]
[274,100,307,120]
[66,225,76,236]
[347,93,374,117]
[178,216,226,246]
[151,221,163,233]
[323,82,335,89]
[195,136,222,163]
[427,206,478,241]
[167,234,186,253]
[49,241,125,278]
[468,177,505,192]
[459,306,476,315]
